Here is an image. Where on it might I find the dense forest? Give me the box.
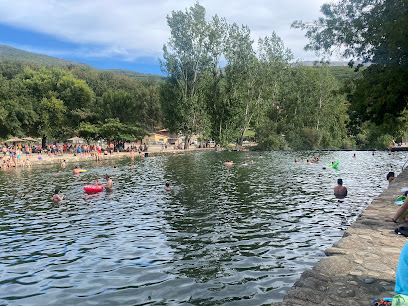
[0,61,162,143]
[0,0,406,150]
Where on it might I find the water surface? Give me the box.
[0,151,405,305]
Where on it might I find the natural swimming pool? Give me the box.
[0,151,406,305]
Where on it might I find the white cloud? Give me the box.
[0,0,331,61]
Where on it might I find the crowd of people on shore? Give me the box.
[1,145,32,169]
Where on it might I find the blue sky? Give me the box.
[0,0,330,75]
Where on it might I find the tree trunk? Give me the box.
[42,135,46,149]
[184,134,191,150]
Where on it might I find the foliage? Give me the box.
[0,61,160,142]
[98,118,146,142]
[256,122,287,150]
[293,0,408,141]
[274,65,349,150]
[77,122,99,140]
[160,2,212,149]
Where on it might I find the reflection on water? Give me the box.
[0,151,405,305]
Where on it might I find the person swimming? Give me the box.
[165,182,171,191]
[52,189,64,204]
[104,174,113,192]
[73,165,81,174]
[387,171,395,184]
[334,179,348,199]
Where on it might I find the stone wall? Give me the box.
[273,168,408,305]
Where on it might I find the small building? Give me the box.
[142,133,169,145]
[157,129,171,138]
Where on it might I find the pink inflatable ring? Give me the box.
[84,185,103,193]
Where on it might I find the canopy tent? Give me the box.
[22,137,39,142]
[5,137,24,142]
[67,136,85,144]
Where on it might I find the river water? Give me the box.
[0,151,405,305]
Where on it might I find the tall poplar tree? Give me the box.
[160,2,212,149]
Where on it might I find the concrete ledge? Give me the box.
[274,168,408,305]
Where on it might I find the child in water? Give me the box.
[165,182,171,191]
[52,189,64,204]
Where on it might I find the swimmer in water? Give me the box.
[52,189,64,204]
[387,171,395,184]
[242,161,247,166]
[104,174,113,192]
[334,179,347,199]
[165,182,171,191]
[73,165,80,175]
[95,175,113,192]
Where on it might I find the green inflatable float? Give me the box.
[325,161,340,169]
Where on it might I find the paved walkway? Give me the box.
[272,168,408,305]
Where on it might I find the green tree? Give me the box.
[37,96,67,139]
[100,89,140,123]
[160,2,212,149]
[276,65,348,150]
[77,121,99,141]
[0,75,37,138]
[18,67,94,140]
[98,118,146,142]
[292,0,408,139]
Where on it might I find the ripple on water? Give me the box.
[0,151,405,304]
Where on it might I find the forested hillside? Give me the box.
[0,61,162,143]
[0,45,163,81]
[2,0,406,151]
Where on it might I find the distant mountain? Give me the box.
[106,69,165,80]
[0,45,164,80]
[0,45,91,68]
[301,61,348,67]
[297,60,367,81]
[300,60,369,67]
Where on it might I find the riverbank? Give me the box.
[17,146,215,167]
[273,168,408,305]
